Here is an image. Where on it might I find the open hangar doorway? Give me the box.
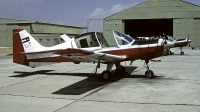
[124,19,173,39]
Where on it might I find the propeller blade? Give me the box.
[187,35,190,47]
[187,35,189,43]
[161,38,167,46]
[164,39,167,44]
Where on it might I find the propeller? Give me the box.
[187,35,189,43]
[164,39,167,44]
[161,38,167,45]
[187,35,190,47]
[162,33,168,44]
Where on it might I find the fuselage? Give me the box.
[173,39,191,47]
[11,29,165,68]
[167,36,192,48]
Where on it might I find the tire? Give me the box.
[145,70,154,79]
[164,51,168,56]
[180,51,184,55]
[170,51,173,55]
[101,70,112,80]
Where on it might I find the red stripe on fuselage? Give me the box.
[27,56,79,62]
[102,46,164,61]
[174,42,188,47]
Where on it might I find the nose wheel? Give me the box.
[180,51,184,55]
[145,61,154,79]
[145,70,154,78]
[180,47,184,55]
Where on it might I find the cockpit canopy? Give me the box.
[74,32,109,49]
[113,30,135,46]
[73,31,136,49]
[167,35,176,42]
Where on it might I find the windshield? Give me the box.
[113,31,134,45]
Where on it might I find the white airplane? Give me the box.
[9,29,169,80]
[166,35,192,55]
[137,36,174,51]
[137,35,192,55]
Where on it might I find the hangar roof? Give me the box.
[105,0,200,20]
[0,18,85,34]
[0,18,85,29]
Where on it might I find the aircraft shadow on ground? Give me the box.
[10,66,161,95]
[166,54,189,56]
[51,74,161,95]
[11,70,55,77]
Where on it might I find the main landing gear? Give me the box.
[164,49,173,56]
[144,60,154,79]
[100,63,114,80]
[100,62,128,81]
[180,47,184,55]
[99,61,155,81]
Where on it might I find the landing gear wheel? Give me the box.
[145,70,154,79]
[164,51,169,56]
[101,70,112,81]
[170,51,173,55]
[180,51,184,55]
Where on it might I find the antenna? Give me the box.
[86,19,103,32]
[32,4,35,21]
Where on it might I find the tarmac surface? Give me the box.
[0,48,200,112]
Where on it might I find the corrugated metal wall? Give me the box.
[32,34,75,47]
[103,20,123,46]
[0,24,7,46]
[0,24,30,46]
[0,18,83,47]
[104,0,200,46]
[173,19,194,40]
[0,19,30,46]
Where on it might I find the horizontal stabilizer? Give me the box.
[60,34,71,42]
[8,49,62,55]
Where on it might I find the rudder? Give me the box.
[13,29,29,66]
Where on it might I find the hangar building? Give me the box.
[103,0,200,47]
[0,18,84,47]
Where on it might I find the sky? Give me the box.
[0,0,200,32]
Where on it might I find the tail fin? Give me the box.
[12,29,44,66]
[18,29,44,52]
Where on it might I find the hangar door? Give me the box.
[124,19,173,38]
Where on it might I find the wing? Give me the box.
[54,48,126,62]
[8,48,126,63]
